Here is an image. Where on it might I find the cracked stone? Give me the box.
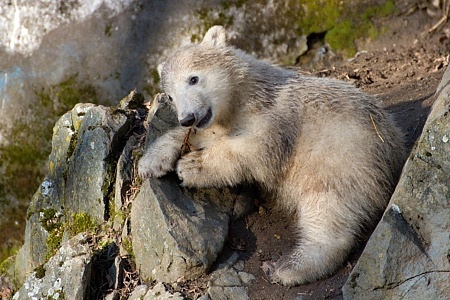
[343,65,450,299]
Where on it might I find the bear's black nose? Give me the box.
[180,114,196,127]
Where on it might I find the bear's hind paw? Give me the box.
[261,261,278,284]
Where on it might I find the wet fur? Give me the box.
[138,26,406,286]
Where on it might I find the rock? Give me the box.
[13,233,92,300]
[143,282,184,300]
[131,176,239,283]
[205,252,255,300]
[128,285,148,300]
[13,92,144,286]
[342,67,450,299]
[64,104,134,221]
[107,256,124,290]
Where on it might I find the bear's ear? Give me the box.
[202,26,227,47]
[157,62,165,78]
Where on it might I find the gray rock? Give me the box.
[64,104,133,222]
[14,93,143,286]
[128,284,148,300]
[131,177,237,283]
[342,66,450,299]
[13,233,92,300]
[107,256,124,290]
[143,282,184,300]
[205,252,255,300]
[13,106,87,284]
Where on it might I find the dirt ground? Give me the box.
[212,8,449,300]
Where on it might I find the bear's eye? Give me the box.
[189,76,199,85]
[167,95,173,102]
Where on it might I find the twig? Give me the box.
[181,128,194,155]
[428,0,450,33]
[370,114,385,143]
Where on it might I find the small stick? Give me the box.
[181,128,194,155]
[370,114,385,143]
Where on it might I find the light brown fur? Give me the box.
[138,26,406,286]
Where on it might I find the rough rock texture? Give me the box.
[132,177,237,283]
[13,92,144,285]
[13,233,92,300]
[143,282,184,300]
[119,252,257,300]
[205,252,255,300]
[342,66,450,299]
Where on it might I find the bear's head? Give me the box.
[157,26,246,129]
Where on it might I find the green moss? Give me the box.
[324,0,396,57]
[34,264,46,279]
[192,0,397,59]
[42,211,99,261]
[294,0,343,34]
[46,229,63,260]
[39,209,64,260]
[0,256,16,276]
[66,212,98,236]
[122,237,134,260]
[325,20,356,57]
[361,0,395,20]
[105,24,113,37]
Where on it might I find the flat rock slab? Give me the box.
[342,66,450,299]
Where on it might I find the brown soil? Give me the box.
[215,8,449,300]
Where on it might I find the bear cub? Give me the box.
[138,26,405,286]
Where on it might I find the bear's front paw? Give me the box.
[176,151,206,186]
[138,151,176,179]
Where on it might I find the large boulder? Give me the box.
[131,177,238,283]
[13,92,144,286]
[342,66,450,299]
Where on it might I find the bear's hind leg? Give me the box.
[266,192,358,286]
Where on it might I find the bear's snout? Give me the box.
[180,113,196,127]
[179,108,212,128]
